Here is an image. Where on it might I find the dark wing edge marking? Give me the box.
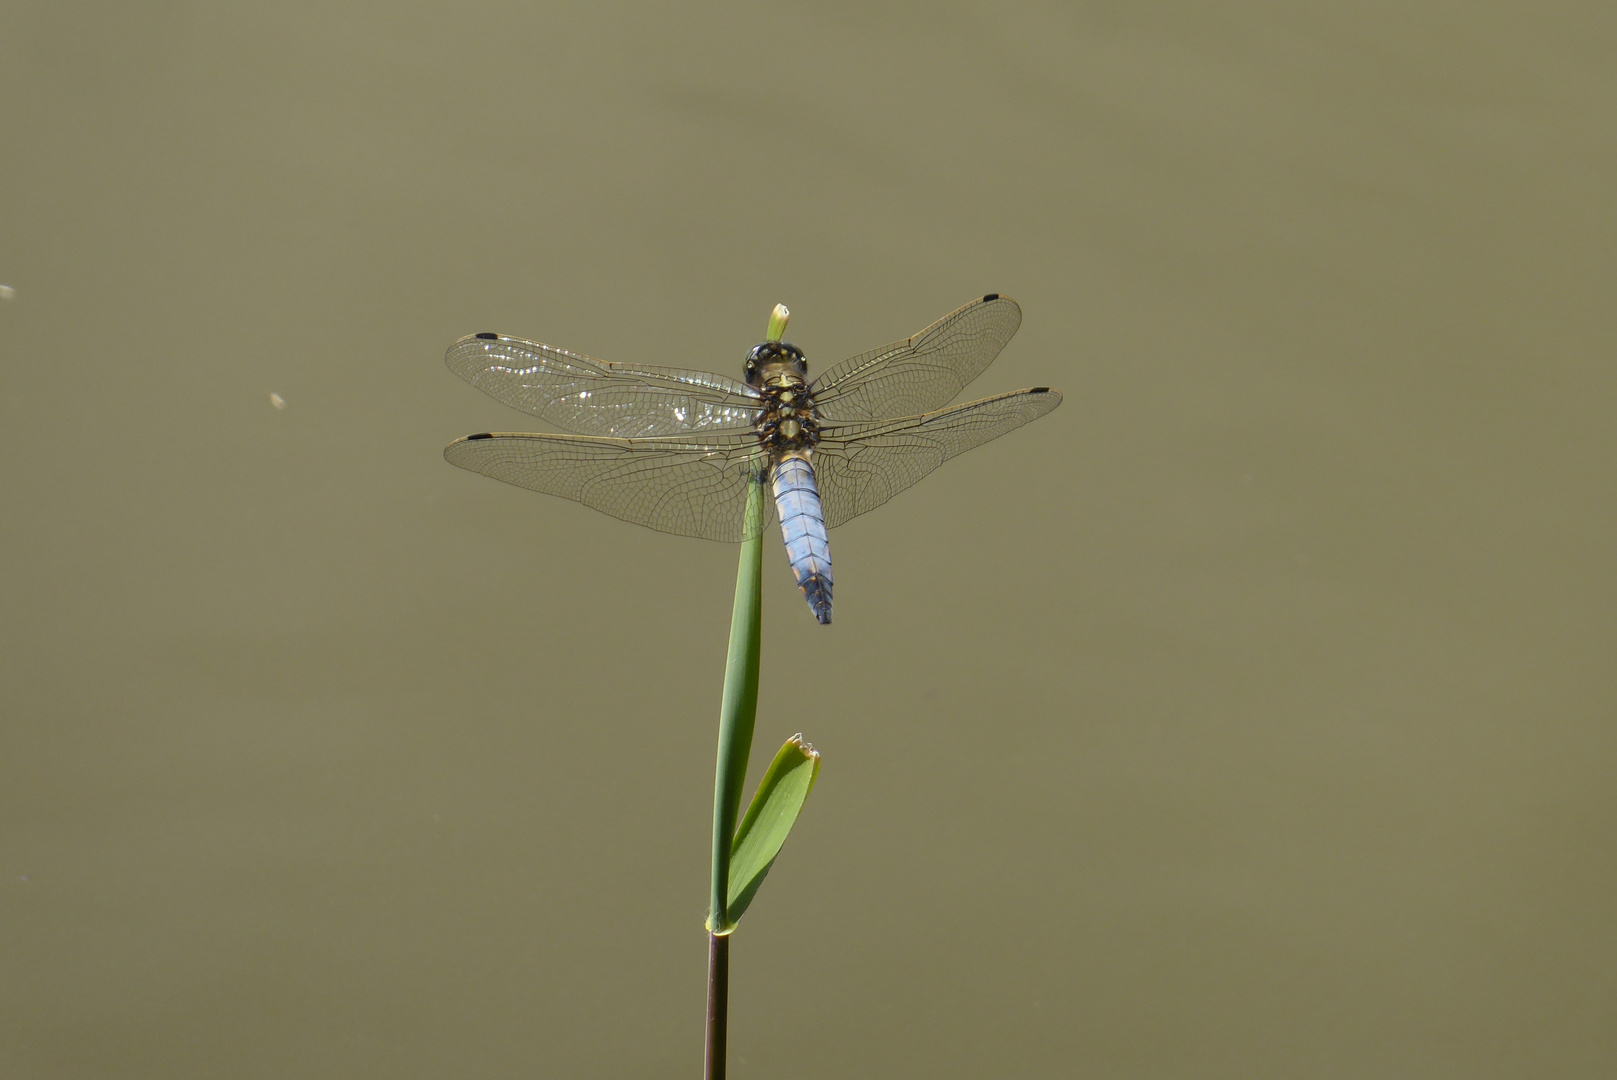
[445,333,762,438]
[811,387,1061,529]
[444,432,774,542]
[808,295,1024,421]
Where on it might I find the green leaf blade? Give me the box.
[724,734,821,928]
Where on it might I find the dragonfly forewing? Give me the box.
[446,333,762,438]
[809,294,1023,422]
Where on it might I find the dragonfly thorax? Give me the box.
[746,341,820,453]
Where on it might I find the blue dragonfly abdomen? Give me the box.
[771,455,833,624]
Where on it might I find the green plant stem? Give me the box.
[705,932,730,1080]
[710,476,765,932]
[706,475,765,1079]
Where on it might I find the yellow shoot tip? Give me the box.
[766,303,790,342]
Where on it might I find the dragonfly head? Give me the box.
[744,340,808,388]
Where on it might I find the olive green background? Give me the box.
[2,3,1612,1077]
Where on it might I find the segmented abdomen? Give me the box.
[772,455,833,624]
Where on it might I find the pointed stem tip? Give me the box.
[766,303,790,343]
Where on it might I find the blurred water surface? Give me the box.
[1,2,1613,1077]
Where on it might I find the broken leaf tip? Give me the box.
[786,732,819,760]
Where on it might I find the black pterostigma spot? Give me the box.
[982,293,999,302]
[467,433,494,440]
[1030,387,1050,394]
[474,332,497,340]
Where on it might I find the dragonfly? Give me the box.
[443,294,1061,624]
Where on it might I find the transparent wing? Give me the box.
[446,333,763,437]
[444,431,774,542]
[809,295,1023,422]
[811,387,1061,529]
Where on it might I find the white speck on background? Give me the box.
[269,392,287,410]
[0,285,15,300]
